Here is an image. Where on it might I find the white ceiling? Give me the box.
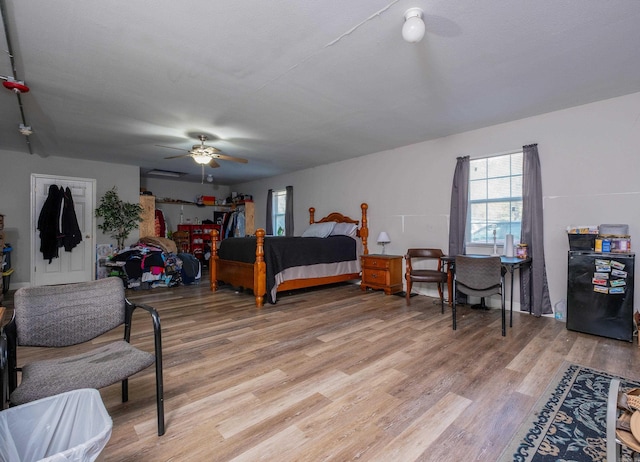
[1,1,640,184]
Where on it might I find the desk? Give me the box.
[443,255,532,322]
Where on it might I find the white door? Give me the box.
[31,174,96,286]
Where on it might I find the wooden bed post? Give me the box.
[309,207,315,224]
[254,229,266,307]
[360,203,369,255]
[210,229,219,291]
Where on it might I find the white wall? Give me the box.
[236,92,640,311]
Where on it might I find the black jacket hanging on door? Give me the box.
[62,187,82,251]
[37,184,64,263]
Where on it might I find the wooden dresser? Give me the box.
[360,254,403,295]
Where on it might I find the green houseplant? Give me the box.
[95,186,143,249]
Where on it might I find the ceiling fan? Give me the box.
[158,135,248,182]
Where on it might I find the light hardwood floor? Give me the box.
[7,280,640,461]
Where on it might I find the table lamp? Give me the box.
[377,231,390,255]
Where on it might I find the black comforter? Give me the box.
[218,235,357,303]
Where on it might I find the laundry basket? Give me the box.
[0,388,112,462]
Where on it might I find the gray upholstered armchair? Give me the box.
[5,277,165,435]
[452,255,507,336]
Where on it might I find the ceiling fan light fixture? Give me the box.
[192,154,212,165]
[402,8,425,43]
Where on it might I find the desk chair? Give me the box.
[172,230,190,253]
[453,255,507,336]
[5,277,165,435]
[405,248,448,311]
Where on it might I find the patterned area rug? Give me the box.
[499,362,640,462]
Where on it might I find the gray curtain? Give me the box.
[266,189,273,235]
[448,156,470,257]
[520,144,552,316]
[285,185,293,236]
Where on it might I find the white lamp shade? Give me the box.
[192,154,212,165]
[402,8,425,43]
[377,231,390,244]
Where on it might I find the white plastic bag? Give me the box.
[0,389,112,462]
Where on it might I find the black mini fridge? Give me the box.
[566,251,635,342]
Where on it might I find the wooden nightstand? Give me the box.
[361,254,403,295]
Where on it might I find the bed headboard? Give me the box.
[308,203,369,255]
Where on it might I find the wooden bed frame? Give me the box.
[209,203,369,307]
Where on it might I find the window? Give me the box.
[467,151,523,245]
[272,189,287,236]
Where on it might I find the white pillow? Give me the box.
[301,222,336,238]
[330,222,358,238]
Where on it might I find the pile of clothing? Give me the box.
[108,237,201,289]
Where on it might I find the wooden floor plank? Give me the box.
[369,391,472,462]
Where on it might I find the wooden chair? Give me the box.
[172,230,190,253]
[5,277,165,435]
[452,255,506,336]
[404,248,448,310]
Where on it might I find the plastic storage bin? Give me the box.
[0,388,112,462]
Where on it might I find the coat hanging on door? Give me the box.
[62,187,83,251]
[37,185,64,263]
[37,185,83,263]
